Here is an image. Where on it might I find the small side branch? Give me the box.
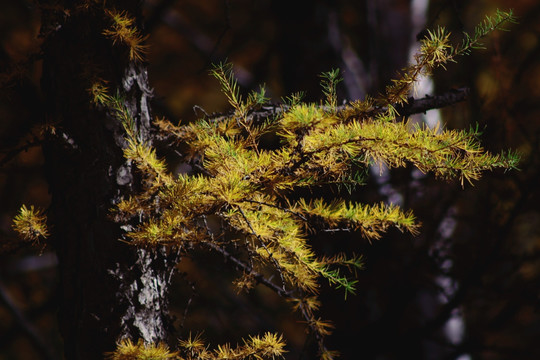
[236,206,287,290]
[0,138,42,168]
[205,88,470,122]
[201,240,332,355]
[201,240,293,299]
[396,87,470,116]
[242,199,308,222]
[0,281,56,360]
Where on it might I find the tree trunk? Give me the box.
[40,4,177,359]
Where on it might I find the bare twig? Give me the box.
[0,280,57,360]
[395,87,470,115]
[201,240,292,299]
[0,138,42,168]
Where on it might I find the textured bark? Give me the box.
[40,4,177,359]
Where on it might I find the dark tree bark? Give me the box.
[40,3,177,359]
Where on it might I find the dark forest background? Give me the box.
[1,0,539,359]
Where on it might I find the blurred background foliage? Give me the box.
[1,0,539,359]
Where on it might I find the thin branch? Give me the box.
[201,240,292,299]
[201,240,331,355]
[321,228,352,233]
[178,274,197,331]
[0,280,57,360]
[241,199,308,222]
[236,206,287,290]
[208,88,470,123]
[395,87,470,115]
[0,138,42,168]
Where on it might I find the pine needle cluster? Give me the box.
[106,333,286,360]
[103,9,149,62]
[106,339,177,360]
[179,332,286,360]
[12,205,49,243]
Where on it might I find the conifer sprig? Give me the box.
[293,199,419,240]
[452,9,517,56]
[101,9,518,360]
[103,10,149,62]
[378,9,516,115]
[320,69,342,110]
[210,62,269,119]
[12,205,49,243]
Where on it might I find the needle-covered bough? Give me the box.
[13,8,519,360]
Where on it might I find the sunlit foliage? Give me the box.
[92,10,519,359]
[106,339,177,360]
[12,6,518,360]
[106,333,287,360]
[103,10,149,62]
[12,205,49,243]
